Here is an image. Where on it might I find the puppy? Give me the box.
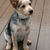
[4,0,33,50]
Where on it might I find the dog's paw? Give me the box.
[5,44,11,50]
[5,49,11,50]
[24,46,29,50]
[27,40,32,46]
[13,47,18,50]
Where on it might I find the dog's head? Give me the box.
[10,0,33,16]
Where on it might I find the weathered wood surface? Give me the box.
[37,0,50,50]
[0,0,14,35]
[0,0,10,17]
[0,0,5,7]
[0,0,14,50]
[0,0,50,50]
[29,0,45,50]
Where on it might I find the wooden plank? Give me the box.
[29,0,44,50]
[0,4,14,35]
[0,2,14,50]
[0,0,5,7]
[0,0,10,17]
[32,0,37,8]
[0,32,6,50]
[37,0,50,50]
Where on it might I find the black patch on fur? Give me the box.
[5,39,8,43]
[17,40,24,50]
[18,1,22,8]
[7,20,11,36]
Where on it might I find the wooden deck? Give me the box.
[0,0,50,50]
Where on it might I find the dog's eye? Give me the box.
[22,5,25,8]
[29,3,31,5]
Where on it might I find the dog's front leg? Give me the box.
[12,33,18,50]
[23,31,29,50]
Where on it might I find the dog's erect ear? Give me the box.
[10,0,19,8]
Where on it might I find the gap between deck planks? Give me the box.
[35,0,45,50]
[29,0,45,50]
[0,0,44,50]
[0,4,14,35]
[0,1,14,50]
[37,0,50,50]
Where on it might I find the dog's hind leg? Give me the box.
[4,31,12,50]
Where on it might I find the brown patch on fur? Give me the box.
[10,0,19,8]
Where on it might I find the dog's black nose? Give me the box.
[29,10,33,14]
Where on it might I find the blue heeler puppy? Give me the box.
[4,0,33,50]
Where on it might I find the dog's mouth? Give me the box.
[18,13,32,19]
[23,12,33,16]
[21,13,32,18]
[23,14,31,16]
[22,11,33,16]
[23,11,33,16]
